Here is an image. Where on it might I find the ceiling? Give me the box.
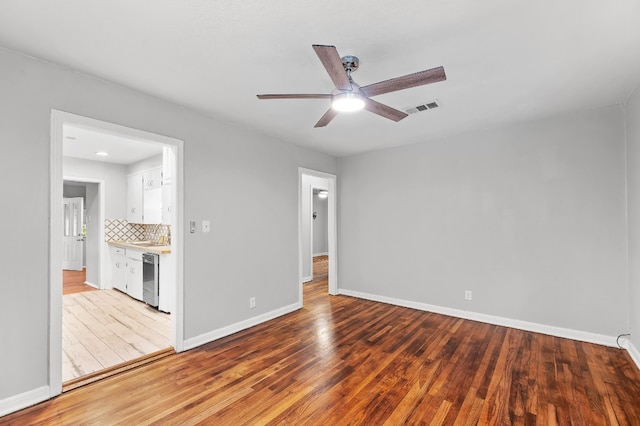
[64,124,163,165]
[1,1,640,157]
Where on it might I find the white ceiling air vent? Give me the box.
[405,100,440,114]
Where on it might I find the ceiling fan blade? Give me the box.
[257,94,332,100]
[312,45,352,91]
[314,108,339,128]
[364,98,408,122]
[360,66,446,98]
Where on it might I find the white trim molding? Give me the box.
[620,339,640,370]
[298,168,338,303]
[339,289,619,348]
[0,386,49,418]
[183,302,302,351]
[50,109,186,400]
[313,252,329,257]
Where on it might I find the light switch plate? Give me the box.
[190,221,196,233]
[202,220,210,233]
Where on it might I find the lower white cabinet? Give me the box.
[110,246,144,301]
[110,247,127,292]
[126,250,144,301]
[110,245,173,308]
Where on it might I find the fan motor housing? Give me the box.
[341,55,359,73]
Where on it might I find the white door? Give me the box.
[63,197,84,271]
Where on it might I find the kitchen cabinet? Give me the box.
[110,246,127,292]
[127,167,163,224]
[161,147,174,225]
[144,168,162,190]
[126,249,144,301]
[126,174,143,223]
[144,186,162,224]
[161,184,172,225]
[162,146,174,185]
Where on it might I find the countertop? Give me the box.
[108,240,172,255]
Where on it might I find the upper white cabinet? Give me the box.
[161,147,175,225]
[126,174,144,223]
[144,168,162,190]
[161,184,172,225]
[162,146,174,185]
[127,167,163,224]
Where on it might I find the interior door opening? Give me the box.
[51,110,184,396]
[299,168,338,305]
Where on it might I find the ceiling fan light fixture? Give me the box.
[332,92,365,112]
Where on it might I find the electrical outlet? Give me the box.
[249,297,256,308]
[465,290,472,301]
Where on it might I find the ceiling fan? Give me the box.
[257,44,446,128]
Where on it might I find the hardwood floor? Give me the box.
[62,268,97,295]
[313,254,328,279]
[4,262,640,424]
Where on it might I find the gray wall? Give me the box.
[313,193,328,255]
[338,106,628,337]
[127,153,163,174]
[0,47,337,401]
[63,182,86,199]
[626,86,640,351]
[84,182,100,286]
[63,156,128,219]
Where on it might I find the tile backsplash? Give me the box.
[105,219,170,244]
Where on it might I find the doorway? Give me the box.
[62,196,84,271]
[50,110,184,397]
[299,168,338,305]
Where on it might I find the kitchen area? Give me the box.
[62,125,177,385]
[106,147,175,314]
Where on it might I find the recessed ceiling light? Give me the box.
[65,136,76,140]
[95,151,109,157]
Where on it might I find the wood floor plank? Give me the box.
[62,268,97,295]
[62,288,171,382]
[4,256,640,424]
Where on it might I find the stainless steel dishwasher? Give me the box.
[142,253,160,308]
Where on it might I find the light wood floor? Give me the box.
[62,271,171,382]
[6,257,640,424]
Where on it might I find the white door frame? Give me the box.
[50,109,185,397]
[63,177,106,288]
[298,168,338,303]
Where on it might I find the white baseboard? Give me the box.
[621,339,640,370]
[313,252,328,257]
[0,386,49,417]
[338,289,618,348]
[302,276,312,283]
[183,302,302,351]
[84,281,99,289]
